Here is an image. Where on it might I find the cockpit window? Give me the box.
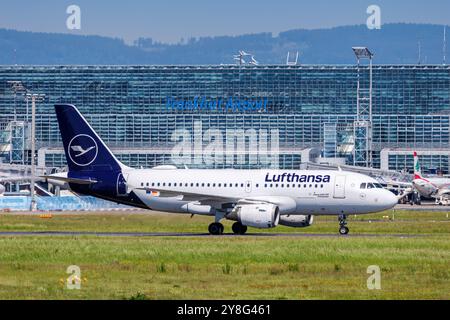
[362,182,384,189]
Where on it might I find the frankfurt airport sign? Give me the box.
[166,96,268,113]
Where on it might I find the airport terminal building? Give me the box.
[1,64,450,174]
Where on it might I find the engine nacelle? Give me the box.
[0,184,5,195]
[279,215,314,228]
[228,203,280,228]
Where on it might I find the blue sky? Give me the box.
[0,0,449,43]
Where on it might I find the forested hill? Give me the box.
[0,24,447,65]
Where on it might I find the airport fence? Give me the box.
[0,196,134,211]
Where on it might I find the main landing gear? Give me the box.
[208,222,224,235]
[208,222,248,235]
[209,211,225,235]
[232,222,248,235]
[338,214,349,235]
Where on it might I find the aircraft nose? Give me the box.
[384,190,398,209]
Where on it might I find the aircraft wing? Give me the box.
[384,180,412,187]
[133,186,239,203]
[133,187,297,213]
[436,184,450,197]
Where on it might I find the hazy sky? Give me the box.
[0,0,449,43]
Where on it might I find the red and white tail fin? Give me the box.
[413,151,422,179]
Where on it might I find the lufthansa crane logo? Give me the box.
[68,134,98,166]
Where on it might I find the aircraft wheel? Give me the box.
[208,222,224,235]
[339,226,349,235]
[232,222,248,235]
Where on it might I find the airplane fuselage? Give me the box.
[413,177,450,198]
[117,168,397,216]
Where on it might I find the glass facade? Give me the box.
[0,65,449,170]
[388,154,449,174]
[43,152,302,170]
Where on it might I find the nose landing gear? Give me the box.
[338,214,349,235]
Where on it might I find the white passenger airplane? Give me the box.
[44,104,398,235]
[412,151,450,202]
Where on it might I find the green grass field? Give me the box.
[0,210,448,300]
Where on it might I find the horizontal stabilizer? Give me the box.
[40,175,97,185]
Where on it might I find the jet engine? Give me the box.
[227,203,280,228]
[279,215,314,228]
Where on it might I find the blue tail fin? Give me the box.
[54,104,124,172]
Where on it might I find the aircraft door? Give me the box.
[333,175,346,199]
[117,172,128,196]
